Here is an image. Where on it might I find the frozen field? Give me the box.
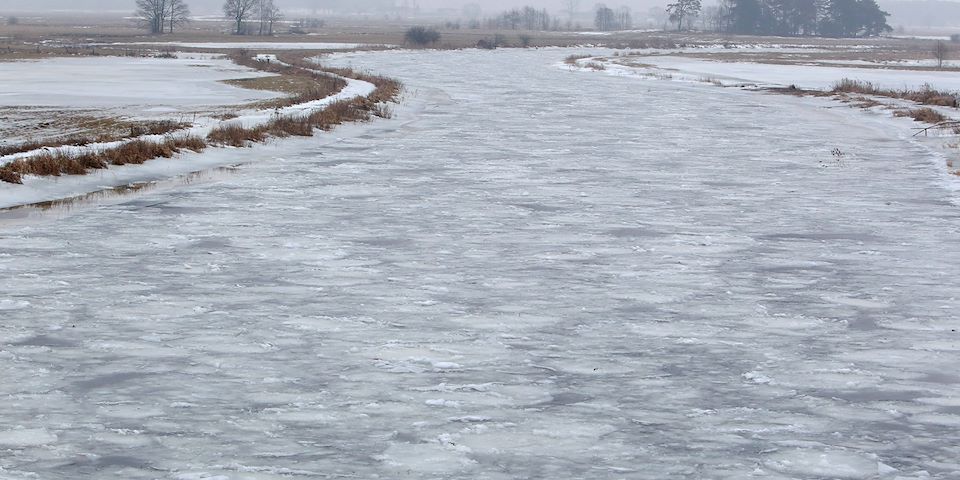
[602,54,960,90]
[0,56,281,113]
[1,48,959,479]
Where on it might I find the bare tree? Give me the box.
[666,0,701,31]
[595,4,615,31]
[617,6,632,30]
[257,0,282,35]
[167,0,190,33]
[224,0,258,35]
[934,41,949,69]
[564,0,580,28]
[136,0,168,34]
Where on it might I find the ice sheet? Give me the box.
[0,48,958,479]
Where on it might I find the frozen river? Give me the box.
[1,49,959,479]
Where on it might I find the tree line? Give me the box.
[594,4,633,31]
[669,0,891,37]
[135,0,283,35]
[454,3,634,32]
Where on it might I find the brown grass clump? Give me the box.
[175,135,208,152]
[127,120,190,137]
[833,79,959,108]
[267,116,315,137]
[565,54,592,65]
[206,124,268,147]
[0,169,23,184]
[894,108,948,123]
[101,139,174,165]
[0,136,207,184]
[584,62,606,71]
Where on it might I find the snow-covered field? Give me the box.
[596,54,960,90]
[1,48,959,479]
[0,56,282,113]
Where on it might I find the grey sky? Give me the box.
[1,0,956,28]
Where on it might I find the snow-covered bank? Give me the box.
[0,56,282,112]
[1,48,958,479]
[574,54,960,91]
[0,57,377,208]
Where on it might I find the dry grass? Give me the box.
[223,74,326,95]
[0,135,206,184]
[833,79,959,108]
[893,107,949,123]
[0,120,190,157]
[231,53,348,109]
[564,54,593,65]
[206,124,268,147]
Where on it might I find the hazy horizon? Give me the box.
[1,0,958,28]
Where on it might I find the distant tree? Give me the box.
[136,0,168,34]
[223,0,258,35]
[257,0,282,35]
[818,0,891,37]
[726,0,761,33]
[666,0,702,31]
[404,26,440,46]
[594,4,616,30]
[462,3,482,21]
[564,0,580,28]
[721,0,886,36]
[486,6,552,30]
[6,16,19,25]
[167,0,190,33]
[934,40,949,69]
[617,6,633,30]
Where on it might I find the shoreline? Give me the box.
[0,50,402,207]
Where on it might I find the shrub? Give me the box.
[206,124,268,147]
[894,107,948,123]
[565,54,592,65]
[404,26,441,46]
[833,79,958,108]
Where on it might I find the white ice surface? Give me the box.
[0,56,282,112]
[605,55,960,90]
[0,48,959,479]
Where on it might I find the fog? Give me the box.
[1,0,959,29]
[0,0,716,15]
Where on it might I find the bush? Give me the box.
[404,26,440,46]
[894,107,948,124]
